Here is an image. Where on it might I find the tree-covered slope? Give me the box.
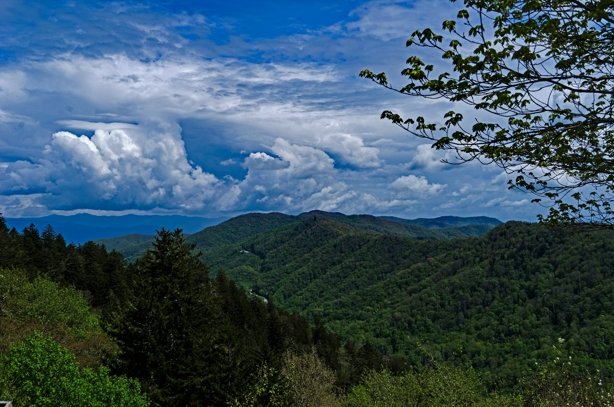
[298,210,498,239]
[0,215,400,404]
[106,211,498,262]
[204,220,614,390]
[380,215,502,229]
[187,212,298,249]
[94,233,157,254]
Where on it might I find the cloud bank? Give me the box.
[0,0,544,221]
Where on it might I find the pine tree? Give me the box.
[110,228,218,405]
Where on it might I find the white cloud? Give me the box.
[271,138,336,179]
[451,185,470,196]
[502,199,529,207]
[483,197,505,208]
[316,133,381,168]
[0,122,225,211]
[0,193,50,217]
[483,197,529,208]
[407,144,453,171]
[220,158,237,166]
[346,0,458,41]
[236,139,336,207]
[56,120,139,131]
[0,0,549,221]
[389,174,445,196]
[299,184,358,212]
[229,138,404,214]
[242,152,289,170]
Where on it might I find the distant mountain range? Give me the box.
[95,211,502,261]
[5,214,228,244]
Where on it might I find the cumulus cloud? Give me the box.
[0,0,546,221]
[229,138,403,214]
[316,133,381,168]
[389,174,445,196]
[0,122,226,211]
[407,144,454,171]
[0,129,406,216]
[0,193,49,217]
[242,152,289,170]
[299,183,358,212]
[237,138,335,206]
[271,138,336,179]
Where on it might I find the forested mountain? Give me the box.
[0,216,397,406]
[102,211,499,262]
[296,210,497,239]
[380,215,502,229]
[2,212,613,405]
[194,217,614,390]
[94,233,157,255]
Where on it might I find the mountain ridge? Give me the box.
[6,214,228,244]
[199,220,614,389]
[98,211,502,261]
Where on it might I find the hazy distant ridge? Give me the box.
[5,214,228,244]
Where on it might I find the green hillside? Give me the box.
[94,233,156,253]
[202,219,614,390]
[0,216,397,405]
[187,212,297,248]
[108,211,499,261]
[3,214,612,403]
[381,215,502,229]
[298,210,497,239]
[111,212,297,262]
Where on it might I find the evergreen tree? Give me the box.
[111,228,218,405]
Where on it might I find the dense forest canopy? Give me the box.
[194,214,614,390]
[1,211,613,405]
[0,215,397,405]
[96,211,501,263]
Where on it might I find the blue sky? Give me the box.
[0,0,543,221]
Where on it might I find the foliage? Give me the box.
[108,228,386,405]
[361,0,614,227]
[295,211,498,240]
[0,267,116,368]
[231,363,291,407]
[0,268,99,332]
[93,233,157,259]
[521,340,614,406]
[0,332,148,407]
[346,351,614,406]
[199,218,614,391]
[109,212,497,261]
[345,365,503,407]
[6,211,614,403]
[188,212,298,249]
[0,222,125,307]
[0,215,400,404]
[381,215,501,229]
[108,228,218,405]
[281,350,341,407]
